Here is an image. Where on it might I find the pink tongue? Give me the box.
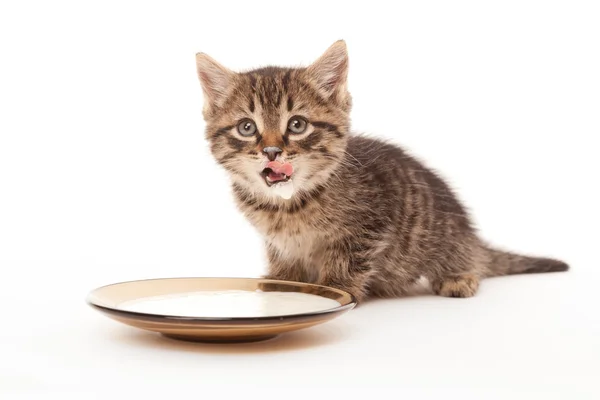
[266,161,294,177]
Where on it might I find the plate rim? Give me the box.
[86,276,357,324]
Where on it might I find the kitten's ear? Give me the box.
[195,52,234,116]
[307,40,349,102]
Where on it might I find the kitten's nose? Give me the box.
[263,146,282,161]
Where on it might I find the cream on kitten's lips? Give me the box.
[261,160,294,187]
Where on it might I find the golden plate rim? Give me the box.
[86,276,357,324]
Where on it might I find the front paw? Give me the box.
[321,279,367,305]
[346,288,366,305]
[262,273,299,283]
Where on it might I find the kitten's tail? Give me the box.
[482,246,569,277]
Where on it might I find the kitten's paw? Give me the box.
[347,289,367,305]
[321,279,367,304]
[432,274,479,298]
[262,273,307,283]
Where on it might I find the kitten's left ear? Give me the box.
[307,40,349,104]
[195,52,234,117]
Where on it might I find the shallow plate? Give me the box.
[87,277,356,343]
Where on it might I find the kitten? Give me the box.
[195,40,568,302]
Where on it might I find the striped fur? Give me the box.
[195,41,568,302]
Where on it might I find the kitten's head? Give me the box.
[195,41,351,201]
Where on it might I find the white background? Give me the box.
[1,0,599,398]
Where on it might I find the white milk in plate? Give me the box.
[119,290,341,318]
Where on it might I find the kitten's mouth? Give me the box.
[260,161,294,187]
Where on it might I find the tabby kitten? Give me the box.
[195,40,568,302]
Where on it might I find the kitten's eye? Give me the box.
[287,116,308,134]
[237,119,257,136]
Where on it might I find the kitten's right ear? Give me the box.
[195,53,233,116]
